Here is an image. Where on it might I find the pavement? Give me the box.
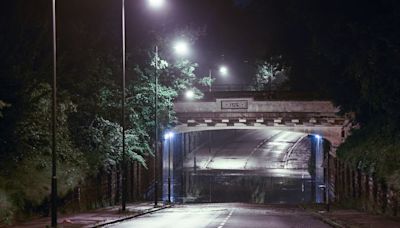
[9,202,169,228]
[304,204,400,228]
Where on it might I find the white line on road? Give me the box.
[217,210,234,228]
[243,132,281,169]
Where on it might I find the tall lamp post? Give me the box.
[147,0,166,208]
[153,45,159,206]
[156,41,190,204]
[121,0,128,211]
[51,0,58,226]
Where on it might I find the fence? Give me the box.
[62,160,154,212]
[333,159,399,216]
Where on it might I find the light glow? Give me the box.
[314,134,322,140]
[219,66,228,76]
[173,40,189,56]
[148,0,165,9]
[164,131,174,140]
[185,90,194,99]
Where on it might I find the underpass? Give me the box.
[162,129,325,204]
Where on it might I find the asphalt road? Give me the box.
[184,129,310,178]
[107,203,330,228]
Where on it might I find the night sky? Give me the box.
[2,0,296,85]
[3,1,399,89]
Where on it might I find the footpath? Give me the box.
[10,202,169,228]
[305,205,400,228]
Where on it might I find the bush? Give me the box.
[0,188,15,225]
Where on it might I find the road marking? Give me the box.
[283,134,307,168]
[243,132,281,169]
[217,210,234,228]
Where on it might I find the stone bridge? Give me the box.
[172,96,352,149]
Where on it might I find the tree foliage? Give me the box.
[0,101,10,119]
[0,0,203,221]
[252,56,289,91]
[242,0,400,185]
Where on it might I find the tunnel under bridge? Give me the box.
[160,95,352,204]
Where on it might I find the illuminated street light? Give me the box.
[208,65,229,92]
[174,40,190,56]
[164,131,175,140]
[219,65,228,76]
[148,0,165,9]
[185,90,195,99]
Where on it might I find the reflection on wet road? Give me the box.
[177,129,318,204]
[108,204,330,228]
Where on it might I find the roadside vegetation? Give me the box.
[0,2,211,224]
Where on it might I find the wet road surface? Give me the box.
[177,129,317,204]
[107,203,330,228]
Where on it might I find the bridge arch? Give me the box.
[173,96,352,149]
[160,95,353,203]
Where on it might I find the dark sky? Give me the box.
[2,0,305,84]
[80,0,273,84]
[50,0,280,84]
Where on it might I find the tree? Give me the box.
[252,56,288,91]
[0,83,88,212]
[0,101,9,119]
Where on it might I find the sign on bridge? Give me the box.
[221,100,248,109]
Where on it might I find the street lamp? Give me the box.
[153,45,159,207]
[174,40,190,56]
[185,90,195,99]
[219,65,228,76]
[152,40,190,206]
[208,65,229,92]
[51,0,58,226]
[121,0,128,212]
[148,0,165,9]
[147,0,166,208]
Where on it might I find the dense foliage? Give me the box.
[245,0,400,186]
[251,56,289,91]
[0,1,206,223]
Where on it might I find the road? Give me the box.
[184,129,311,177]
[175,129,318,204]
[107,203,330,228]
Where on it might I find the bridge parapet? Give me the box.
[174,98,343,127]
